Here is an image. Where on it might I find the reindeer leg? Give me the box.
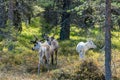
[38,55,41,74]
[46,58,50,72]
[51,54,54,65]
[83,51,85,60]
[79,50,83,58]
[38,63,40,74]
[55,50,58,65]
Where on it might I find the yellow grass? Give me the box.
[0,24,120,79]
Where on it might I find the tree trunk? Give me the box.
[13,1,22,32]
[105,0,112,80]
[0,0,6,35]
[60,0,71,40]
[8,0,14,26]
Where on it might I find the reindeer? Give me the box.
[43,34,59,65]
[31,36,54,74]
[76,40,96,59]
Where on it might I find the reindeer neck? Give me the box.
[84,42,91,51]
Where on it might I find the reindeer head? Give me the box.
[87,40,97,49]
[32,41,42,51]
[31,35,43,50]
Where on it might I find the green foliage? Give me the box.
[32,6,44,16]
[0,24,120,79]
[0,0,120,79]
[37,0,54,8]
[69,0,120,29]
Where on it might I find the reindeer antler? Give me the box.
[34,35,39,41]
[30,35,39,44]
[42,33,49,41]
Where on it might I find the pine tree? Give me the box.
[105,0,112,79]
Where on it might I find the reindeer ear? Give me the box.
[30,40,36,44]
[43,34,49,40]
[38,39,44,43]
[87,38,92,42]
[87,39,90,42]
[51,36,54,41]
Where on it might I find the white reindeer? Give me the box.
[76,40,96,59]
[32,41,53,74]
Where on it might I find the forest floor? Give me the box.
[0,23,120,80]
[0,52,120,80]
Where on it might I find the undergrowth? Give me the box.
[0,21,120,80]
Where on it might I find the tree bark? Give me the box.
[8,0,14,26]
[60,0,71,40]
[13,1,22,32]
[0,0,6,34]
[105,0,112,80]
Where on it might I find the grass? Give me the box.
[0,22,120,79]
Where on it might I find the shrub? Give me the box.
[74,60,105,80]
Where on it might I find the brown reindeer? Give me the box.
[44,35,59,65]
